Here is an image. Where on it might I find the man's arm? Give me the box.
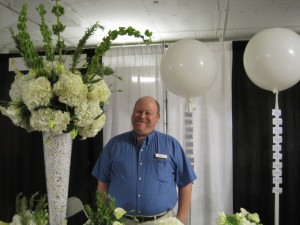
[176,183,193,224]
[97,181,110,193]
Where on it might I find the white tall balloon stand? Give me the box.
[272,92,283,225]
[184,98,195,225]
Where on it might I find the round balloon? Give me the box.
[160,39,217,98]
[243,28,300,92]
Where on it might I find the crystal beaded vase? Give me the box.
[42,131,73,225]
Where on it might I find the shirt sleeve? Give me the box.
[174,139,197,188]
[91,142,111,183]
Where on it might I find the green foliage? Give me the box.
[10,3,44,72]
[85,192,124,225]
[71,22,104,73]
[86,26,152,76]
[37,4,55,61]
[9,0,152,80]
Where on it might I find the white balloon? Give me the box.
[160,39,217,98]
[244,28,300,92]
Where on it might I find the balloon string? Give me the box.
[185,98,196,112]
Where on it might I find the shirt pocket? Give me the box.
[153,158,172,183]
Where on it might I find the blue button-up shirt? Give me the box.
[92,130,197,216]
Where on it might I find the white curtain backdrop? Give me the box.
[102,42,233,225]
[102,45,165,140]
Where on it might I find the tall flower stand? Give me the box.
[43,132,73,225]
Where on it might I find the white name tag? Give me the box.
[154,153,168,159]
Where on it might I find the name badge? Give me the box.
[154,153,168,159]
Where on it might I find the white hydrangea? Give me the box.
[87,76,111,103]
[53,72,88,107]
[30,108,70,134]
[2,59,112,138]
[9,75,31,102]
[74,100,103,127]
[21,76,52,110]
[78,113,106,139]
[155,217,183,225]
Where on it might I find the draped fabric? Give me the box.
[102,44,166,140]
[0,52,101,223]
[232,41,300,225]
[102,42,233,225]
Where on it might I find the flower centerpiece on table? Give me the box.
[0,0,152,140]
[8,193,50,225]
[216,208,263,225]
[154,217,183,225]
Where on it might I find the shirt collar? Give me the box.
[131,130,157,145]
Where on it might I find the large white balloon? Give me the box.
[160,39,217,98]
[244,28,300,92]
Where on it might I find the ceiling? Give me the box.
[1,0,300,53]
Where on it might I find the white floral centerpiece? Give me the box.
[7,193,50,225]
[216,208,263,225]
[0,0,152,140]
[84,192,131,225]
[154,217,183,225]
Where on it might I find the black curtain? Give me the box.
[232,41,300,225]
[0,52,102,223]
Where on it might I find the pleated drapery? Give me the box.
[102,42,233,225]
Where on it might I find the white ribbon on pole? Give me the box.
[272,91,282,225]
[184,98,196,225]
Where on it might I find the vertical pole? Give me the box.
[272,92,282,225]
[184,98,195,225]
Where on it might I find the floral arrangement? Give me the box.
[154,217,183,225]
[0,0,152,139]
[6,193,52,225]
[84,192,133,225]
[216,208,263,225]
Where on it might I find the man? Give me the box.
[92,96,197,225]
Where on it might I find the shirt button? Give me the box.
[139,177,142,180]
[141,149,143,152]
[140,162,143,165]
[138,194,141,197]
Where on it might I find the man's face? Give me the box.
[131,98,160,137]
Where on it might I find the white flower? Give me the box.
[216,212,227,225]
[0,104,22,124]
[87,76,111,103]
[112,222,123,225]
[239,217,255,225]
[30,108,70,134]
[114,207,126,219]
[9,75,30,101]
[215,208,262,225]
[247,213,260,223]
[53,71,88,107]
[9,215,21,225]
[78,113,106,139]
[21,76,52,110]
[74,100,103,127]
[155,217,183,225]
